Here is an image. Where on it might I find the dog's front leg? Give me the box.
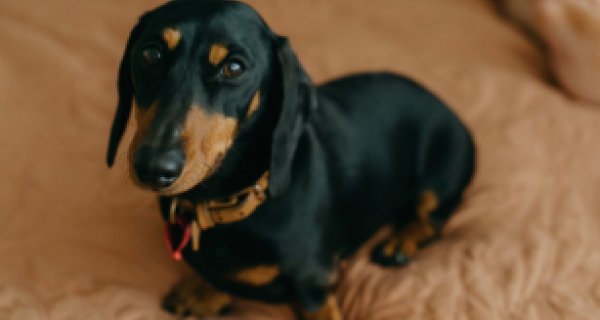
[162,276,232,318]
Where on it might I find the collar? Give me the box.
[165,171,269,260]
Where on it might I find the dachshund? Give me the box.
[106,0,476,318]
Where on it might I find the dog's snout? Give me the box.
[133,146,185,189]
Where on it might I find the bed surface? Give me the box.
[1,0,600,319]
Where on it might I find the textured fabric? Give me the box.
[1,0,600,319]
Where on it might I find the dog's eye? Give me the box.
[222,60,244,79]
[142,47,162,65]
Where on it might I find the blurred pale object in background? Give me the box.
[502,0,600,104]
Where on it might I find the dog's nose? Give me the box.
[133,146,185,189]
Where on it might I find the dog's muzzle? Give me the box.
[133,145,185,189]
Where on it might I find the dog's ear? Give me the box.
[106,16,148,167]
[268,37,316,197]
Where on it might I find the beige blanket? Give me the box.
[1,0,600,319]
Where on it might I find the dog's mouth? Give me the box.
[142,107,237,196]
[154,151,226,196]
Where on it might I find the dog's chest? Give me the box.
[182,225,293,302]
[191,224,281,278]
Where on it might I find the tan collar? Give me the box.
[169,172,269,251]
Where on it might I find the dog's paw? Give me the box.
[371,240,412,267]
[299,295,343,320]
[162,277,232,318]
[373,190,442,267]
[371,221,439,267]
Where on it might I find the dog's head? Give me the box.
[106,0,314,197]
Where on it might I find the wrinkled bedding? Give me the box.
[1,0,600,319]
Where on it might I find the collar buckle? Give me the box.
[166,171,269,257]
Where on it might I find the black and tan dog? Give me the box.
[106,0,476,318]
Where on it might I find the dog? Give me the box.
[106,0,476,318]
[498,0,600,104]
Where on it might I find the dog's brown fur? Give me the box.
[167,106,237,195]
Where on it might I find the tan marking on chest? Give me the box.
[227,265,280,286]
[245,91,261,119]
[162,28,181,50]
[209,44,229,65]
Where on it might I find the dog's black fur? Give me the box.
[107,0,475,316]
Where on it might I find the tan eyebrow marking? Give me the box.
[209,44,229,65]
[245,91,261,119]
[162,28,181,50]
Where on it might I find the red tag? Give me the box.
[164,222,191,261]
